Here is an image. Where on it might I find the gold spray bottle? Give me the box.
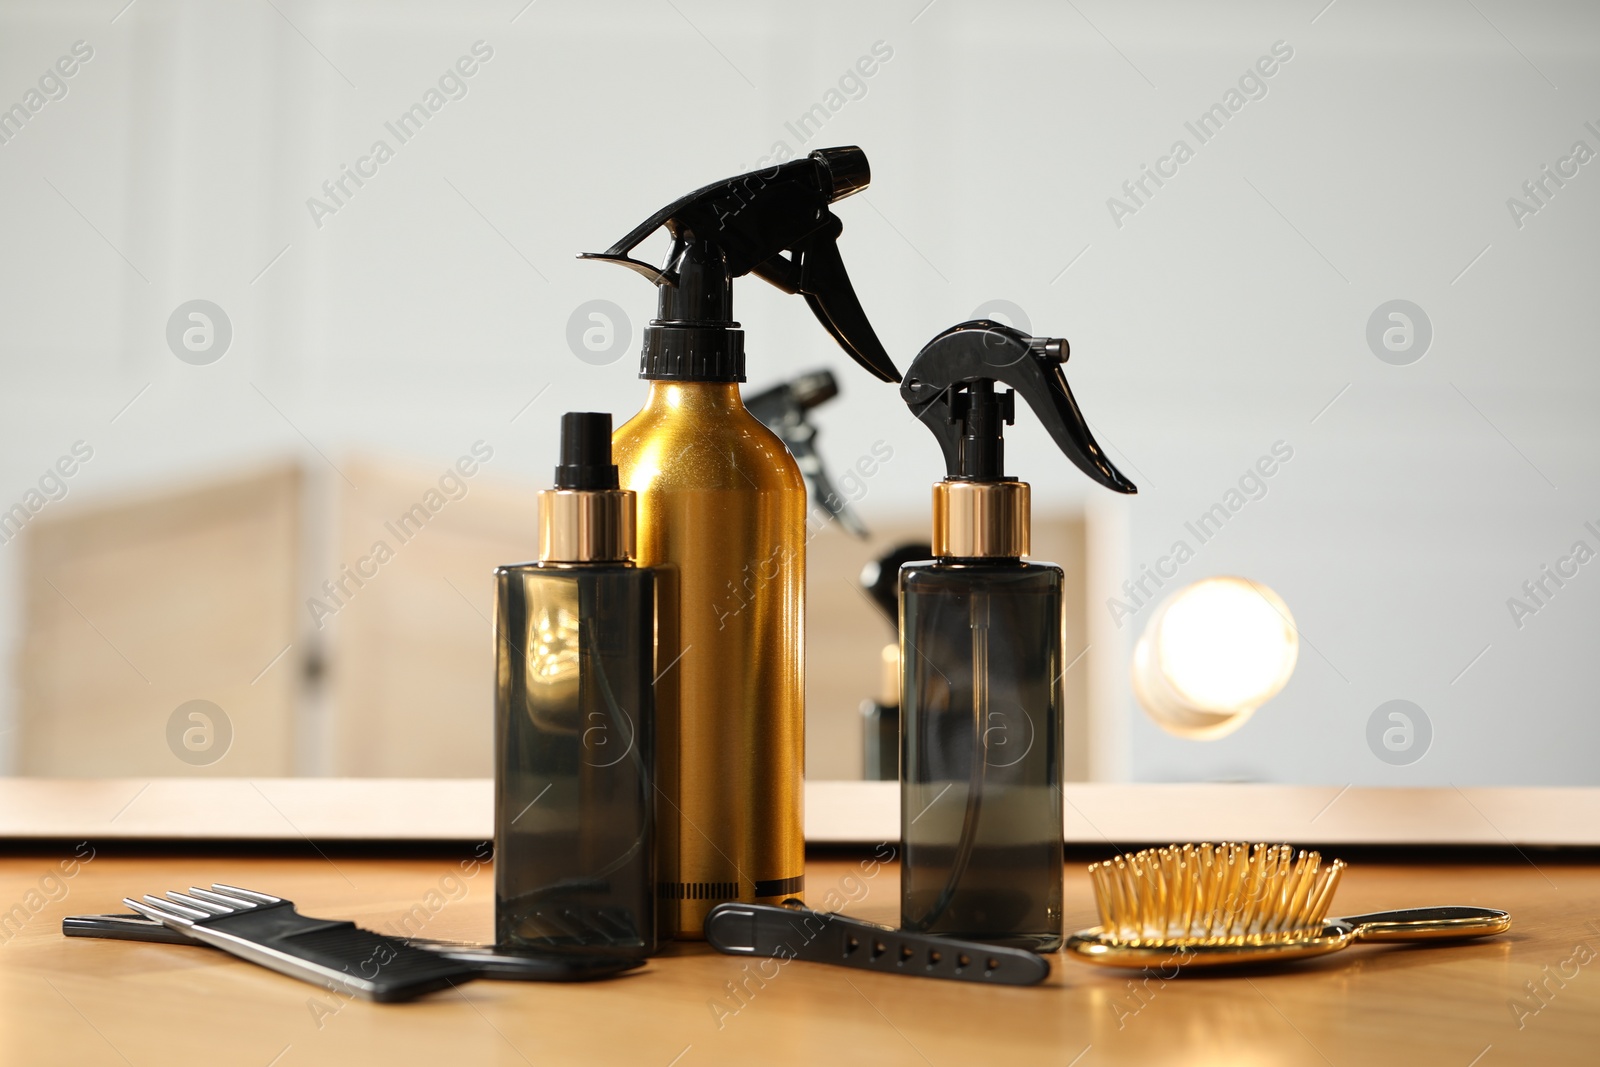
[582,147,901,937]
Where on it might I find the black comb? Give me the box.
[123,884,479,1002]
[704,902,1050,986]
[64,909,643,982]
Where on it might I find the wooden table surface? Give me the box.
[1,847,1596,1066]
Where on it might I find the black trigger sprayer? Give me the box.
[582,148,900,939]
[897,320,1135,949]
[901,324,1134,493]
[580,146,900,385]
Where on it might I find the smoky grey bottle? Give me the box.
[893,323,1137,952]
[495,412,658,957]
[900,556,1065,952]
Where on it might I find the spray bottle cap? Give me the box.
[555,412,620,490]
[901,321,1136,558]
[580,147,900,385]
[539,412,635,564]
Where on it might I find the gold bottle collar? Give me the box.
[931,480,1030,559]
[538,489,636,563]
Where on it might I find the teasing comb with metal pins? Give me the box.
[113,884,639,998]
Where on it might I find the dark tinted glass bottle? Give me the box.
[495,562,656,957]
[495,411,657,958]
[900,559,1063,952]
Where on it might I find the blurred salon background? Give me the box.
[1,0,1596,785]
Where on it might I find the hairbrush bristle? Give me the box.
[1087,843,1346,945]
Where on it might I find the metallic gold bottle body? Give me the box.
[613,382,806,938]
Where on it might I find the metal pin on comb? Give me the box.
[1065,843,1511,969]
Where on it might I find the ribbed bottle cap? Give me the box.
[639,325,745,382]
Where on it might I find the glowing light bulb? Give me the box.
[1131,576,1298,739]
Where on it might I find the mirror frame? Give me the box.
[4,779,1596,847]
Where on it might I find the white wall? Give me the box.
[2,0,1596,784]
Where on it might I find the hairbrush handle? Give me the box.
[704,903,1049,986]
[1339,906,1511,943]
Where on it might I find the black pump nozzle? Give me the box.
[901,321,1137,494]
[555,412,619,490]
[580,147,901,385]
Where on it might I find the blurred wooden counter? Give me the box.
[1,848,1595,1066]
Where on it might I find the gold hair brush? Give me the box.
[1066,843,1510,969]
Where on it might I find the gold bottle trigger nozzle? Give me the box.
[579,146,901,385]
